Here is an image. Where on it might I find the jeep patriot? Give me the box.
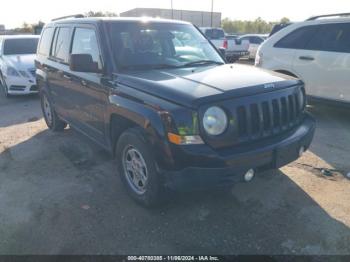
[35,17,315,206]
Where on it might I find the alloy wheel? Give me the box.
[122,145,149,195]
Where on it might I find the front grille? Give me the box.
[10,85,26,91]
[236,91,302,142]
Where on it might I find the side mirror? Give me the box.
[69,54,99,73]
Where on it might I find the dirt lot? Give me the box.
[0,86,350,255]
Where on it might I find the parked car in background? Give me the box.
[256,13,350,105]
[200,27,249,62]
[239,34,266,60]
[0,35,40,97]
[269,23,292,37]
[36,16,315,206]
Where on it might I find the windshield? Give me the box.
[107,22,224,70]
[3,38,39,55]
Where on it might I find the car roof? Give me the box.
[0,35,40,39]
[47,17,191,26]
[301,17,350,25]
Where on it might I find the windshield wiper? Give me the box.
[182,60,224,67]
[120,64,181,70]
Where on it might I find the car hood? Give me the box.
[3,54,36,71]
[117,64,301,108]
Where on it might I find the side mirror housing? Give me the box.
[69,54,100,73]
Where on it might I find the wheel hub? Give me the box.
[123,146,148,194]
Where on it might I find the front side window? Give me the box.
[274,26,318,49]
[52,27,71,62]
[306,23,350,53]
[3,38,39,55]
[108,22,224,70]
[38,27,55,56]
[71,27,102,70]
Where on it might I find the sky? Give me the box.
[0,0,349,29]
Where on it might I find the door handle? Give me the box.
[81,80,87,86]
[63,74,71,80]
[299,56,315,61]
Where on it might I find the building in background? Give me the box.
[120,8,221,27]
[0,25,5,34]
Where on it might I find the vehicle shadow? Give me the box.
[306,103,350,178]
[0,127,349,255]
[0,84,41,128]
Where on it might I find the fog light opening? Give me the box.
[299,146,306,157]
[244,169,255,182]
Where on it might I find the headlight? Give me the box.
[6,66,20,77]
[255,51,263,66]
[203,106,228,136]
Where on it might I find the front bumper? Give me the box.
[163,115,315,190]
[4,75,38,95]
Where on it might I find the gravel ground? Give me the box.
[0,88,349,255]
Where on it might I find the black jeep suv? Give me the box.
[35,17,315,206]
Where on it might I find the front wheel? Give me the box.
[115,127,163,207]
[40,92,66,131]
[0,73,10,98]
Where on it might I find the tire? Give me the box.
[0,73,10,98]
[115,127,163,207]
[40,92,66,132]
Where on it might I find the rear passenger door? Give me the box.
[293,23,350,102]
[47,26,74,120]
[68,26,107,144]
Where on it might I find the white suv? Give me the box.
[256,13,350,105]
[0,35,40,97]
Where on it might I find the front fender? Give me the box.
[106,83,197,170]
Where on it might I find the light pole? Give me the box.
[171,0,174,19]
[210,0,214,27]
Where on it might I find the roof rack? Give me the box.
[51,14,85,21]
[306,13,350,21]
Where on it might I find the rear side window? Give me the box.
[306,23,350,53]
[38,27,55,56]
[71,27,103,70]
[205,29,225,39]
[52,27,72,62]
[274,26,318,49]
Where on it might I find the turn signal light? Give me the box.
[167,133,204,145]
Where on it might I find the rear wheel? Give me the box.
[115,127,163,207]
[40,92,66,131]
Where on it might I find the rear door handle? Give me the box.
[81,80,87,86]
[299,56,315,61]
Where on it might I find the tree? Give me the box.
[280,17,291,24]
[85,11,118,17]
[222,17,291,34]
